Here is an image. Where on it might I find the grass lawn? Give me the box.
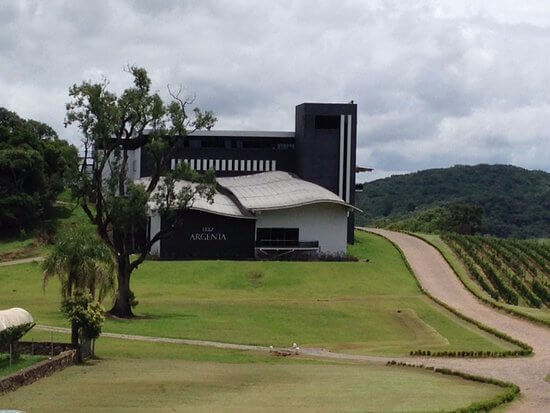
[0,231,518,356]
[415,233,550,325]
[0,354,46,378]
[0,338,508,413]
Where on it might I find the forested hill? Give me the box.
[355,164,550,238]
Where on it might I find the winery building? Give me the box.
[124,102,362,259]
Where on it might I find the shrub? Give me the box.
[61,290,105,340]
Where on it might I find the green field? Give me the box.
[0,354,46,378]
[0,231,518,356]
[0,230,522,411]
[419,233,550,324]
[0,334,508,413]
[417,233,550,325]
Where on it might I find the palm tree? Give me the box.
[42,225,115,346]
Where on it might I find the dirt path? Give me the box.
[0,256,44,266]
[35,229,550,411]
[365,228,550,412]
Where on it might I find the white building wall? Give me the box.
[150,213,161,256]
[255,203,348,254]
[99,148,141,183]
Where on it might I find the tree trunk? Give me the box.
[71,322,79,346]
[109,254,134,318]
[71,321,82,363]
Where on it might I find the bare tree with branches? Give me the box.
[65,66,217,317]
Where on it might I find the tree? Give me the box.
[42,225,115,346]
[442,203,484,235]
[0,108,78,233]
[61,290,105,358]
[65,66,217,318]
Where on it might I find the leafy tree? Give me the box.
[442,204,484,235]
[42,225,115,346]
[0,108,78,233]
[65,66,217,318]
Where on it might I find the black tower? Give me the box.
[294,103,357,243]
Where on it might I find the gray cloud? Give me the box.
[1,0,550,182]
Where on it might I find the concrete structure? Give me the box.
[142,171,358,259]
[120,102,362,259]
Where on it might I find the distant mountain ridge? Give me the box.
[355,164,550,238]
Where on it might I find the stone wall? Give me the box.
[0,341,77,357]
[0,349,77,395]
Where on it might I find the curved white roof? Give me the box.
[137,178,250,219]
[138,171,359,218]
[0,308,34,332]
[218,171,360,212]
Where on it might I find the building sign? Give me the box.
[161,210,255,259]
[189,227,227,241]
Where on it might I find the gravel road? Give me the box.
[366,228,550,412]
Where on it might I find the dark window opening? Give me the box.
[256,227,299,247]
[315,115,340,129]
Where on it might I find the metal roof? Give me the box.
[218,171,360,212]
[138,171,360,218]
[189,130,295,138]
[137,178,252,219]
[142,129,295,138]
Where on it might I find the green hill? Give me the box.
[356,164,550,238]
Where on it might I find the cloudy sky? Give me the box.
[1,1,549,182]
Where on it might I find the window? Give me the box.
[315,115,340,129]
[256,228,299,247]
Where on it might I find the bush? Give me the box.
[61,290,105,340]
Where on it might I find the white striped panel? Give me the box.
[339,114,345,198]
[221,159,226,171]
[346,114,352,202]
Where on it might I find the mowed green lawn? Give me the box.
[0,231,518,355]
[1,334,506,413]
